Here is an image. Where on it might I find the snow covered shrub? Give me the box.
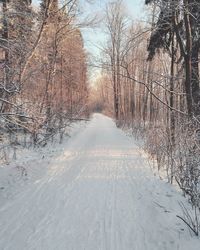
[144,125,171,174]
[175,119,200,210]
[141,116,200,212]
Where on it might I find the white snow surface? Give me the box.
[0,113,199,250]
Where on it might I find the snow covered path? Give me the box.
[0,114,199,250]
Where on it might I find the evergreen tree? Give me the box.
[145,0,200,117]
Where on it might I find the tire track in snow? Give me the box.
[0,114,199,250]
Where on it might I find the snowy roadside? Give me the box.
[0,120,88,207]
[122,124,200,238]
[123,125,176,181]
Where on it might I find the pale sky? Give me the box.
[82,0,145,53]
[32,0,145,81]
[32,0,145,54]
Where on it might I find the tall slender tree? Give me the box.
[145,0,200,117]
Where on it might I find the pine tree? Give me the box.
[145,0,200,117]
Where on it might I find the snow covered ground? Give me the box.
[0,113,199,250]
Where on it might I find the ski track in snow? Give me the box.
[0,113,199,250]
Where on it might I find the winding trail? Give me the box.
[0,114,199,250]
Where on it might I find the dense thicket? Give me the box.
[0,0,88,152]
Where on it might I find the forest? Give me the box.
[91,0,200,236]
[0,0,200,248]
[0,0,88,148]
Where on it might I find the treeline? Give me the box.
[93,0,200,234]
[0,0,88,148]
